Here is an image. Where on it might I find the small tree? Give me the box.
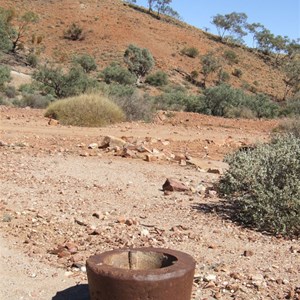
[200,52,221,87]
[0,9,38,53]
[124,44,154,83]
[212,12,248,42]
[283,55,300,99]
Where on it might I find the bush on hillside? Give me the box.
[219,135,300,237]
[64,23,84,41]
[0,65,10,88]
[101,62,136,85]
[72,54,97,73]
[45,94,125,127]
[223,50,239,65]
[27,53,39,68]
[181,47,199,58]
[145,70,168,86]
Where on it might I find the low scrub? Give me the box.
[101,62,136,85]
[275,118,300,138]
[219,135,300,237]
[181,47,199,58]
[145,70,168,86]
[45,94,125,127]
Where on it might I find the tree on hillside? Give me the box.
[124,44,154,83]
[212,12,248,42]
[200,52,221,87]
[155,0,172,16]
[0,8,15,52]
[283,55,300,100]
[0,8,38,53]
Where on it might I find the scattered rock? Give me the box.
[99,136,126,149]
[204,274,217,282]
[244,250,254,257]
[88,143,98,149]
[162,178,189,192]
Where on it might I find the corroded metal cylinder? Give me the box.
[86,247,196,300]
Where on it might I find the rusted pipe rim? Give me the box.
[86,247,195,281]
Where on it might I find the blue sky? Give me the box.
[134,0,300,44]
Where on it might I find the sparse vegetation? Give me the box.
[223,50,239,65]
[63,23,84,41]
[232,68,243,78]
[219,135,300,237]
[45,94,125,127]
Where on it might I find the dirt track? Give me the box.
[1,107,299,300]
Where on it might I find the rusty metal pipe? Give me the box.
[86,247,196,300]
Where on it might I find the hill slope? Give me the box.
[0,0,286,98]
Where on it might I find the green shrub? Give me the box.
[275,118,300,138]
[219,135,300,237]
[27,53,39,67]
[5,85,16,98]
[19,83,38,94]
[153,85,201,111]
[63,23,84,41]
[223,50,239,65]
[97,82,153,121]
[45,94,125,127]
[232,68,243,78]
[112,90,154,122]
[145,70,168,86]
[280,97,300,116]
[199,84,248,116]
[247,94,279,118]
[101,62,136,85]
[224,106,256,119]
[217,69,230,83]
[15,93,52,108]
[0,65,10,88]
[181,47,199,58]
[72,54,97,73]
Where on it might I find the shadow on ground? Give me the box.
[52,284,89,300]
[192,199,234,221]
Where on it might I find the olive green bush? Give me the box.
[219,135,300,237]
[181,47,199,58]
[101,62,136,85]
[145,70,168,86]
[0,65,10,88]
[45,94,125,127]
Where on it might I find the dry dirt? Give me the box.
[1,106,299,300]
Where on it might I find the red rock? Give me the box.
[162,178,189,192]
